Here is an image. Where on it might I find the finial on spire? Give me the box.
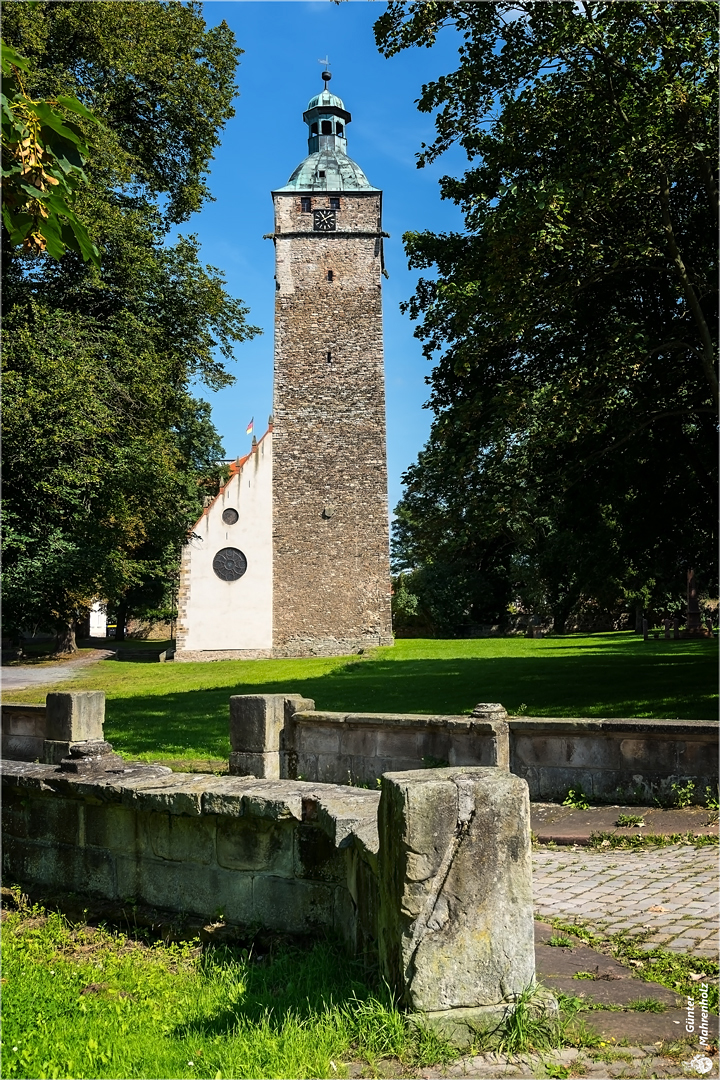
[318,56,331,88]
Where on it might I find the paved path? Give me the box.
[533,844,718,956]
[1,650,114,692]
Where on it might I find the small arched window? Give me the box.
[311,123,318,135]
[336,124,344,137]
[321,120,333,135]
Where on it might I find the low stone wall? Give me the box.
[3,760,380,954]
[229,695,509,786]
[508,717,719,802]
[2,752,535,1044]
[1,704,47,762]
[1,693,106,765]
[228,695,718,801]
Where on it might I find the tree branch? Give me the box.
[659,170,719,407]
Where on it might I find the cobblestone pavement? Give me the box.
[414,1045,718,1078]
[533,844,719,956]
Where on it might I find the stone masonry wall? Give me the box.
[2,755,537,1042]
[271,191,392,653]
[1,692,106,766]
[227,696,719,802]
[3,761,381,955]
[227,695,509,786]
[508,717,719,802]
[282,709,509,786]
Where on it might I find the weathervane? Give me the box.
[318,56,332,87]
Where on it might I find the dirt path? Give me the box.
[1,649,115,692]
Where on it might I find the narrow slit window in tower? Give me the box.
[327,270,334,282]
[301,197,311,212]
[330,197,340,210]
[327,351,332,365]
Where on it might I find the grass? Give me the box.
[548,919,720,1014]
[3,633,717,763]
[587,831,719,850]
[2,896,457,1080]
[2,898,607,1080]
[615,814,645,827]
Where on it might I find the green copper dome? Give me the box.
[306,89,346,111]
[274,76,379,193]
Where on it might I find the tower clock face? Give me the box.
[313,209,336,232]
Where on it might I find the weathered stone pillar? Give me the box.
[229,694,314,778]
[44,692,106,765]
[378,766,536,1046]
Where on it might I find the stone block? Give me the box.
[229,751,280,779]
[45,692,105,743]
[378,767,535,1015]
[376,728,418,757]
[116,856,253,923]
[294,824,348,882]
[6,835,116,897]
[3,734,44,762]
[317,754,353,784]
[43,740,72,765]
[619,737,678,772]
[512,734,565,768]
[2,791,29,838]
[416,730,452,763]
[252,874,334,932]
[333,883,359,950]
[295,753,318,782]
[339,725,378,757]
[229,694,286,753]
[561,735,623,770]
[27,795,80,847]
[678,740,720,778]
[217,816,293,874]
[6,709,45,737]
[147,813,215,864]
[296,723,340,755]
[85,805,140,855]
[536,767,597,801]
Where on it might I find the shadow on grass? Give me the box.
[174,938,374,1038]
[106,645,718,759]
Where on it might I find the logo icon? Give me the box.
[683,1055,714,1076]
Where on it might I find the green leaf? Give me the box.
[33,101,84,143]
[1,40,30,75]
[56,95,104,127]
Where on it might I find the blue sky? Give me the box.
[188,1,466,512]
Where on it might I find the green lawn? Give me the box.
[4,634,717,762]
[1,899,455,1080]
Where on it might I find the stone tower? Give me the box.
[270,73,393,654]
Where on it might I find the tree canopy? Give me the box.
[2,2,260,650]
[376,1,718,631]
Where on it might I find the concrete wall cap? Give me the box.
[508,717,718,736]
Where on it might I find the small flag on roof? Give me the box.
[246,418,254,436]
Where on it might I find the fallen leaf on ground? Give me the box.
[647,905,667,912]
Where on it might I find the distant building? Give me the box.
[176,75,393,659]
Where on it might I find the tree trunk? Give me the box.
[634,604,644,634]
[552,598,574,635]
[114,599,129,642]
[55,620,77,654]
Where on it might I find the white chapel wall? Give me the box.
[178,434,273,652]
